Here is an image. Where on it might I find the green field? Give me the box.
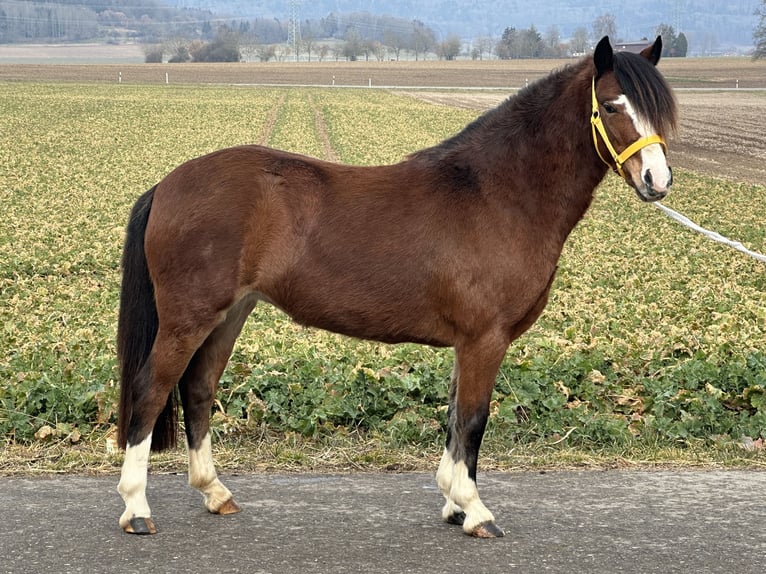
[1,82,765,472]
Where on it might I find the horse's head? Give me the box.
[591,36,678,202]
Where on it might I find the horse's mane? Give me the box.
[410,50,677,164]
[612,51,678,138]
[409,59,588,163]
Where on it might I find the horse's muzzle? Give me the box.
[637,166,672,202]
[637,187,668,202]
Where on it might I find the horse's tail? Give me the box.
[116,186,178,451]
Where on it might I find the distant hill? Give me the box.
[0,0,758,55]
[0,0,213,43]
[171,0,760,54]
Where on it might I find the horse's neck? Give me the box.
[474,70,607,247]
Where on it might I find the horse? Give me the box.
[116,36,677,538]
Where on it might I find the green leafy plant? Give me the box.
[1,83,764,459]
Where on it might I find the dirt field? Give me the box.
[1,57,764,185]
[663,91,766,186]
[0,42,144,64]
[0,54,764,88]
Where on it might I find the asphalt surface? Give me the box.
[2,470,765,573]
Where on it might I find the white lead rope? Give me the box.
[653,202,766,264]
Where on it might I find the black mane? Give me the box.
[411,49,677,167]
[410,59,586,163]
[613,51,678,138]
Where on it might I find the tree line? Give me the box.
[144,13,459,63]
[3,1,735,61]
[147,13,691,64]
[495,16,688,60]
[754,0,766,60]
[0,1,98,41]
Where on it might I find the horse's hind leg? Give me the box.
[436,333,508,538]
[118,326,210,534]
[180,296,256,516]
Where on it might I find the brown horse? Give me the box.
[116,36,677,537]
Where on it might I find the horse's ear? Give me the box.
[640,35,662,65]
[593,36,613,77]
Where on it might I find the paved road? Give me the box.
[2,470,765,573]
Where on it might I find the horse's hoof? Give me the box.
[445,510,466,526]
[124,517,157,535]
[470,521,505,538]
[213,498,242,515]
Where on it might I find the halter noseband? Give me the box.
[590,76,667,180]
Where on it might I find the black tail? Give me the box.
[116,186,178,451]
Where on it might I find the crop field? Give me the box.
[1,59,765,473]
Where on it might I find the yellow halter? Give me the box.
[590,76,667,180]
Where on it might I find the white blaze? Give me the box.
[613,94,671,192]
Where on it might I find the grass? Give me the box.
[3,428,764,476]
[1,81,765,475]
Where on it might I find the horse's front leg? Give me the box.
[436,335,508,538]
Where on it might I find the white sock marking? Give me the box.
[188,432,233,512]
[449,460,495,534]
[117,433,153,528]
[436,449,495,533]
[437,448,463,520]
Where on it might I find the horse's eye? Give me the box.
[602,103,617,114]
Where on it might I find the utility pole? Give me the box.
[672,0,683,34]
[287,0,301,62]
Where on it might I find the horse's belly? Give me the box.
[276,290,455,347]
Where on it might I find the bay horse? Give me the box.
[116,36,677,537]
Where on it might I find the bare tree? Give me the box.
[410,21,436,60]
[544,25,560,50]
[369,41,387,61]
[343,27,362,61]
[754,0,766,60]
[238,36,259,62]
[543,25,567,57]
[255,44,277,62]
[437,34,462,60]
[571,27,590,54]
[593,13,617,42]
[384,29,406,61]
[303,31,316,62]
[472,36,494,60]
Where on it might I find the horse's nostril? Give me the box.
[644,169,653,187]
[668,166,673,187]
